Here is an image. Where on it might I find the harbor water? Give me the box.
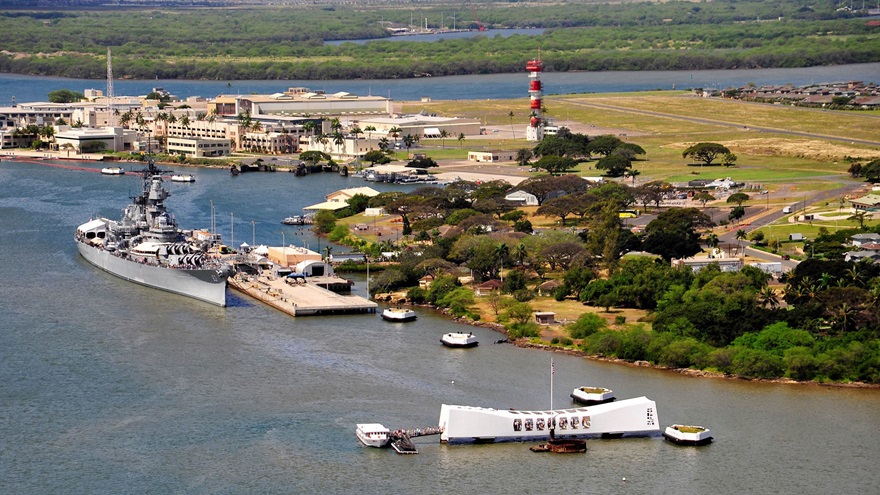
[1,62,879,105]
[1,159,878,494]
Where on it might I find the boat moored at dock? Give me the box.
[76,157,229,306]
[438,396,659,443]
[570,386,616,406]
[440,332,478,348]
[663,425,713,446]
[355,423,391,448]
[100,166,125,175]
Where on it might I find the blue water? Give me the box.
[1,158,879,494]
[1,62,878,105]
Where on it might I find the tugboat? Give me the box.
[75,154,230,306]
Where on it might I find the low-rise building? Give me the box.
[468,150,517,162]
[672,257,744,272]
[167,136,231,157]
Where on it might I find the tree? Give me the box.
[693,191,716,208]
[508,111,516,140]
[643,207,715,261]
[439,129,449,149]
[726,192,750,206]
[587,134,623,157]
[515,148,533,166]
[729,206,746,223]
[48,89,83,103]
[722,152,738,167]
[457,133,466,147]
[363,150,391,165]
[682,142,731,166]
[534,154,576,175]
[595,153,631,177]
[860,159,880,183]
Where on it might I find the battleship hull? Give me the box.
[77,241,228,306]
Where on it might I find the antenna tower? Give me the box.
[107,48,115,126]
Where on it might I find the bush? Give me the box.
[512,289,534,302]
[614,315,627,325]
[731,347,784,378]
[437,287,475,317]
[568,312,607,340]
[508,322,540,339]
[407,287,427,304]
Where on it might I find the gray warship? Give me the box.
[75,157,230,306]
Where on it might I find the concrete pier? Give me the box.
[228,272,377,316]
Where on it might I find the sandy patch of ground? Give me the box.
[666,138,880,162]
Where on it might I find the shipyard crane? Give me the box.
[468,2,486,31]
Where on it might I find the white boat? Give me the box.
[355,423,391,448]
[171,174,195,182]
[570,386,616,406]
[440,332,478,348]
[281,215,304,225]
[438,396,659,443]
[382,307,417,322]
[663,425,713,446]
[100,166,125,175]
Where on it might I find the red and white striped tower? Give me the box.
[526,58,544,142]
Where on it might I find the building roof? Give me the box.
[303,201,349,211]
[850,194,880,207]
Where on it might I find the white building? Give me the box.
[505,190,539,206]
[167,137,231,157]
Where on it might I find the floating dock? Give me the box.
[228,272,377,316]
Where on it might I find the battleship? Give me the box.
[75,157,230,306]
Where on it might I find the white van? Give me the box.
[782,206,793,214]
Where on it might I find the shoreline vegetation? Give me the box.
[1,1,879,80]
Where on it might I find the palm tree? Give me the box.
[378,137,390,153]
[389,126,401,142]
[363,125,376,150]
[155,112,168,152]
[350,126,362,156]
[705,233,719,253]
[403,133,416,157]
[758,286,779,309]
[439,129,449,149]
[119,110,133,128]
[457,132,466,147]
[514,243,528,266]
[735,229,747,256]
[508,111,516,140]
[494,242,509,280]
[332,130,345,157]
[849,210,868,230]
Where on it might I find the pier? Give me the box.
[389,426,444,455]
[228,272,377,316]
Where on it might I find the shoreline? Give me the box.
[442,308,880,390]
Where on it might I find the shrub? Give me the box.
[512,289,534,302]
[568,312,607,340]
[407,287,427,304]
[508,321,540,339]
[614,315,627,325]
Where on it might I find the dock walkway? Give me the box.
[228,273,377,316]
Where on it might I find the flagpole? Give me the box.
[550,357,554,411]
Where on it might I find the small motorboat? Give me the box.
[570,387,616,406]
[440,332,478,348]
[171,174,195,182]
[282,215,304,225]
[355,423,391,448]
[100,167,125,175]
[663,425,713,446]
[382,307,417,322]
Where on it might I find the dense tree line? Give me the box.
[0,3,876,80]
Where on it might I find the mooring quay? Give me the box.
[228,272,377,316]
